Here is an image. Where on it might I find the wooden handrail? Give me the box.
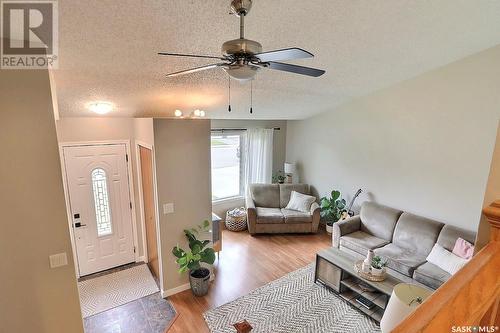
[393,200,500,332]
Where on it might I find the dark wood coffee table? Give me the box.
[314,247,409,322]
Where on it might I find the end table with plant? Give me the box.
[172,220,216,296]
[320,190,346,234]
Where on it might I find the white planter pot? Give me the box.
[326,224,333,234]
[371,267,384,276]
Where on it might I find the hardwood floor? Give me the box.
[167,228,332,333]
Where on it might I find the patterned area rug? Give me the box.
[204,263,381,333]
[78,264,159,318]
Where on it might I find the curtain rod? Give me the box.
[211,127,280,132]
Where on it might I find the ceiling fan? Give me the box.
[159,0,326,81]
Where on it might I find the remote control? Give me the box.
[356,295,375,309]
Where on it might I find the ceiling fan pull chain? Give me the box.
[250,80,253,114]
[228,76,232,112]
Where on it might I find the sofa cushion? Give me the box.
[339,231,389,256]
[285,191,316,213]
[437,224,476,252]
[426,243,469,275]
[413,262,451,290]
[250,184,280,208]
[452,238,474,259]
[360,202,402,242]
[393,213,444,257]
[281,209,312,224]
[256,207,284,224]
[279,184,310,208]
[374,243,427,277]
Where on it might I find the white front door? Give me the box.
[63,144,135,276]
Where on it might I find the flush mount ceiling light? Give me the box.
[174,109,183,117]
[88,101,114,115]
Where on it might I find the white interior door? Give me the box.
[63,144,135,276]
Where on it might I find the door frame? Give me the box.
[135,140,164,293]
[59,140,141,278]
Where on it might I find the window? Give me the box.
[211,132,245,201]
[91,168,112,236]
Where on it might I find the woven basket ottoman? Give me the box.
[225,207,247,232]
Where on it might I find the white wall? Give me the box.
[0,70,83,333]
[153,119,212,292]
[56,117,154,258]
[286,46,500,231]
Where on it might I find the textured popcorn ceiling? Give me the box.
[55,0,500,119]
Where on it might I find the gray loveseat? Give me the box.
[332,201,476,289]
[246,184,320,234]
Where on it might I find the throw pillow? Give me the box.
[426,244,469,275]
[452,237,474,260]
[285,191,316,213]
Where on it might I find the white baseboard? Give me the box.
[163,283,191,297]
[161,273,215,298]
[137,256,146,263]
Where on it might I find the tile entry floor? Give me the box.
[82,264,176,333]
[84,292,177,333]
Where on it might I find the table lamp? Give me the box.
[284,162,295,183]
[380,283,432,333]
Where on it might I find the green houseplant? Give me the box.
[320,190,346,233]
[371,255,387,276]
[172,220,216,296]
[272,171,286,184]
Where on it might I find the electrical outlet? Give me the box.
[163,203,174,214]
[49,253,68,268]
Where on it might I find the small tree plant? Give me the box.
[172,220,215,276]
[320,190,346,226]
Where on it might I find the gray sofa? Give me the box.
[333,201,476,289]
[246,183,320,234]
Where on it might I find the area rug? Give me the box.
[78,264,159,318]
[203,263,381,333]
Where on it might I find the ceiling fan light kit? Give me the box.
[159,0,325,111]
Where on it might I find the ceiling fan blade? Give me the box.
[255,48,314,62]
[166,63,225,78]
[158,52,225,60]
[267,62,325,77]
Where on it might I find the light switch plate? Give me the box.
[49,252,68,268]
[163,203,174,214]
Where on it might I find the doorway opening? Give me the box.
[60,142,172,332]
[138,144,161,283]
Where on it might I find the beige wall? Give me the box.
[56,117,154,258]
[0,71,83,332]
[210,119,287,218]
[286,46,500,232]
[153,119,212,291]
[476,121,500,249]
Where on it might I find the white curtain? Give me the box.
[245,128,274,189]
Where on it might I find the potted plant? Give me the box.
[272,171,286,184]
[320,190,346,234]
[172,220,216,296]
[371,256,387,276]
